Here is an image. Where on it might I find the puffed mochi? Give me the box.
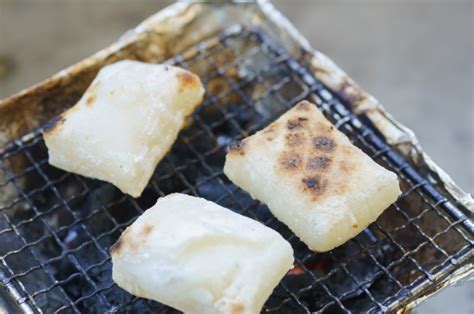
[43,60,204,197]
[224,101,401,252]
[110,193,294,314]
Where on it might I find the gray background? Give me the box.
[0,0,472,313]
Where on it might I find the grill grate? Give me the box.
[0,25,472,313]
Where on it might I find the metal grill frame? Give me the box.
[0,25,472,313]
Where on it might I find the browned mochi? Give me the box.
[230,102,352,203]
[43,60,205,198]
[224,101,401,252]
[111,193,294,314]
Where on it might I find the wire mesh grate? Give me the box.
[0,25,472,313]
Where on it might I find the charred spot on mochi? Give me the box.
[285,133,304,146]
[287,119,299,130]
[287,117,308,130]
[109,237,123,255]
[303,177,320,189]
[279,153,302,170]
[177,71,199,91]
[312,136,336,152]
[228,140,246,155]
[302,176,325,194]
[306,156,331,170]
[43,114,66,134]
[352,224,358,229]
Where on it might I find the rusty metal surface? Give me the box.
[0,0,472,311]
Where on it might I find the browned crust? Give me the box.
[109,222,156,256]
[42,113,66,134]
[270,101,353,200]
[109,236,124,255]
[226,102,350,201]
[312,136,336,152]
[228,140,246,156]
[306,156,331,170]
[279,152,303,170]
[286,116,308,130]
[295,100,311,111]
[109,228,132,255]
[176,71,200,92]
[302,176,325,193]
[285,132,305,147]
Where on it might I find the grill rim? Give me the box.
[0,24,472,313]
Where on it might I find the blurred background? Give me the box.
[0,0,472,313]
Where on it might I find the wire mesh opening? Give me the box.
[0,25,472,313]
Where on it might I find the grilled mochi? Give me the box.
[110,193,294,314]
[43,60,204,197]
[224,101,401,252]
